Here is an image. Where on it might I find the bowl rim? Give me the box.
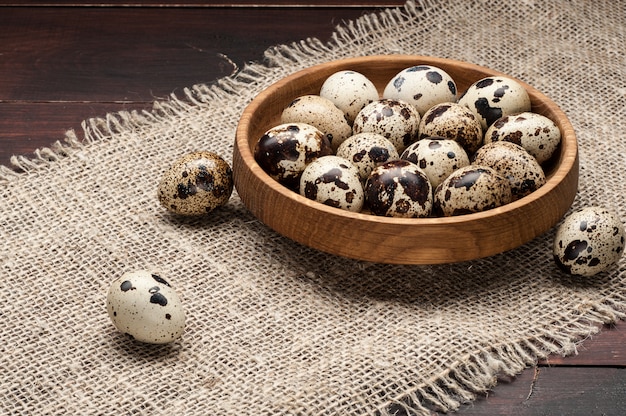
[234,54,579,263]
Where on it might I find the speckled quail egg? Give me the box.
[158,151,233,216]
[383,65,457,116]
[484,111,562,165]
[299,155,364,212]
[107,270,186,344]
[336,132,400,181]
[254,122,332,190]
[553,206,625,276]
[458,76,531,130]
[400,137,470,189]
[472,141,546,200]
[319,70,380,125]
[365,159,432,218]
[434,165,513,216]
[417,102,484,154]
[352,98,421,154]
[280,94,352,152]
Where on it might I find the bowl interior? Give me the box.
[233,55,578,264]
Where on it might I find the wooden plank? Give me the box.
[452,367,626,415]
[0,1,407,6]
[0,7,380,102]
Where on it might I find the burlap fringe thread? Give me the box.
[2,1,625,414]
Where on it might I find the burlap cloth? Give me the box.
[1,0,625,414]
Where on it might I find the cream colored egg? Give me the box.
[320,70,379,125]
[418,102,484,154]
[353,98,421,154]
[472,141,546,200]
[383,65,458,116]
[434,165,513,216]
[553,207,625,276]
[107,270,186,344]
[280,94,352,152]
[400,137,470,189]
[299,155,364,212]
[158,151,233,216]
[484,111,561,165]
[336,132,400,181]
[458,76,531,130]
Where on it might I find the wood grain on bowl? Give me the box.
[233,55,578,264]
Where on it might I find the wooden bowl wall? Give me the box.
[233,55,579,264]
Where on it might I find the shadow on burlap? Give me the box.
[1,1,625,414]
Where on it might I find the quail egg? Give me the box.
[299,155,364,212]
[400,137,470,189]
[107,270,186,344]
[336,132,400,181]
[280,94,352,152]
[383,65,458,116]
[417,102,484,154]
[158,151,233,216]
[484,111,562,165]
[365,159,432,218]
[458,76,531,130]
[472,141,546,199]
[319,70,380,125]
[254,122,332,190]
[352,98,421,153]
[434,165,513,216]
[553,206,625,276]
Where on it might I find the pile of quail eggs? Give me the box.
[104,63,624,346]
[253,66,561,218]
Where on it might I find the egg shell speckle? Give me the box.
[365,159,433,218]
[434,165,513,216]
[336,132,400,181]
[280,94,352,152]
[472,141,546,200]
[352,98,421,154]
[418,102,484,154]
[299,155,364,212]
[458,76,531,130]
[254,122,332,190]
[382,65,458,116]
[107,270,186,344]
[158,151,234,216]
[319,70,380,125]
[553,207,625,276]
[400,137,470,189]
[484,111,562,165]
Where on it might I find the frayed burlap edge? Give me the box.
[2,1,625,414]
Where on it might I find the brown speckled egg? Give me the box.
[299,155,364,212]
[400,137,470,189]
[434,165,513,216]
[280,94,352,152]
[336,132,400,181]
[364,159,432,218]
[254,122,332,190]
[458,76,531,130]
[382,65,457,116]
[472,141,546,200]
[352,98,421,154]
[553,207,625,276]
[484,112,562,165]
[158,151,233,216]
[319,70,380,125]
[417,102,484,154]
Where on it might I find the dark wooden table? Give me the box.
[1,2,624,414]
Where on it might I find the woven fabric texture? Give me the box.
[1,0,625,414]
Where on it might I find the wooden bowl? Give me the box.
[233,55,578,264]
